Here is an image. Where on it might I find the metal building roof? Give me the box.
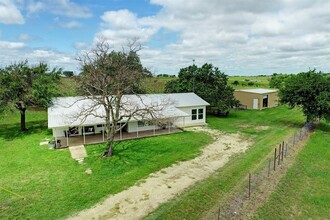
[48,93,209,128]
[236,88,277,94]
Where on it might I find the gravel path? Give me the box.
[67,127,251,220]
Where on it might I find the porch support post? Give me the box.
[102,124,105,142]
[120,124,122,140]
[83,126,86,144]
[66,128,69,147]
[54,128,57,142]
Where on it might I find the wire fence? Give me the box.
[0,185,26,210]
[214,122,315,220]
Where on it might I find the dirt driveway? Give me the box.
[68,127,251,220]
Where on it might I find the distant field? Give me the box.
[228,75,271,89]
[59,76,176,95]
[142,77,175,93]
[58,75,271,95]
[58,77,79,97]
[253,121,330,219]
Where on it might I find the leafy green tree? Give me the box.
[62,71,74,77]
[165,63,239,115]
[269,73,289,89]
[280,70,330,122]
[142,68,153,78]
[232,80,240,86]
[0,61,61,130]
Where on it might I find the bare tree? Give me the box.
[75,40,171,157]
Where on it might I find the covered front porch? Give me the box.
[56,127,182,147]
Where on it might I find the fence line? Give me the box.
[214,122,314,219]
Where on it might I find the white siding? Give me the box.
[53,127,67,137]
[176,106,207,126]
[94,125,104,134]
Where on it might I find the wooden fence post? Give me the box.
[217,207,220,220]
[293,134,295,146]
[281,142,284,161]
[268,159,271,177]
[278,144,281,165]
[274,148,277,171]
[249,173,251,199]
[285,143,288,157]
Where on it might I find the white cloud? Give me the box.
[0,0,24,24]
[27,0,45,14]
[135,0,330,74]
[101,10,138,29]
[58,20,82,28]
[27,0,92,18]
[95,9,158,47]
[73,41,88,50]
[16,33,40,41]
[51,0,92,18]
[0,41,26,49]
[0,39,77,72]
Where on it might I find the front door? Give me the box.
[253,99,259,109]
[262,95,268,108]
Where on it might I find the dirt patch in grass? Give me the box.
[255,126,269,131]
[67,127,252,220]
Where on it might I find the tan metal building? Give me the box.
[234,88,279,110]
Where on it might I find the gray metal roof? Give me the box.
[163,92,210,107]
[48,93,209,128]
[236,88,277,94]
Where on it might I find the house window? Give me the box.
[84,126,95,133]
[192,109,197,120]
[138,121,144,127]
[198,108,204,119]
[192,108,204,120]
[138,121,153,127]
[68,127,79,135]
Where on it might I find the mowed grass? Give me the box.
[253,121,330,219]
[0,110,212,219]
[146,105,306,220]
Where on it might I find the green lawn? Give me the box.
[0,110,211,219]
[253,121,330,219]
[145,105,306,220]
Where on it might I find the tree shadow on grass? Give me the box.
[0,120,50,141]
[317,121,330,132]
[276,118,306,129]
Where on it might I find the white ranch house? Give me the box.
[48,93,209,147]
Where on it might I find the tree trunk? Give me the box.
[105,133,115,157]
[20,108,27,131]
[15,102,27,131]
[107,142,113,157]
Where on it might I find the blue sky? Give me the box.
[1,0,330,75]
